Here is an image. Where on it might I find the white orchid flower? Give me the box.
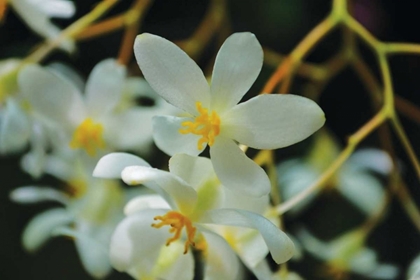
[18,59,171,160]
[93,152,295,279]
[3,0,75,52]
[0,60,62,178]
[134,32,325,197]
[10,157,135,279]
[297,227,399,279]
[278,130,392,216]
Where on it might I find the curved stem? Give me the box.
[24,0,120,63]
[276,111,387,215]
[117,0,153,65]
[262,15,338,94]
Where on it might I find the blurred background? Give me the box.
[2,0,420,279]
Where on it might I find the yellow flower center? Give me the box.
[152,211,197,254]
[69,118,105,156]
[179,102,221,150]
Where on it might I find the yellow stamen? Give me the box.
[179,102,221,150]
[152,211,196,254]
[69,118,105,156]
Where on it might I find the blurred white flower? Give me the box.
[18,59,172,161]
[5,0,76,51]
[277,130,392,216]
[10,157,135,279]
[297,227,399,279]
[134,32,325,197]
[93,152,295,279]
[0,60,61,178]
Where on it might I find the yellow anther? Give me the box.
[179,102,221,150]
[152,211,197,254]
[69,118,105,156]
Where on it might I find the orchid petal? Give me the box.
[19,64,83,125]
[35,0,76,18]
[339,168,385,215]
[85,59,126,117]
[201,230,240,280]
[10,186,68,205]
[122,166,197,214]
[54,226,112,278]
[222,187,269,215]
[277,159,320,215]
[134,33,210,114]
[210,32,263,113]
[169,154,215,188]
[223,94,325,149]
[20,123,48,178]
[93,152,150,179]
[109,209,169,272]
[153,115,205,156]
[22,208,73,252]
[199,209,295,264]
[347,148,393,175]
[0,98,30,153]
[124,194,171,215]
[210,136,270,197]
[104,109,154,151]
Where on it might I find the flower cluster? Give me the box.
[5,1,420,279]
[87,32,325,279]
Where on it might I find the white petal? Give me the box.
[277,159,320,215]
[409,254,420,279]
[347,148,393,175]
[199,209,295,264]
[10,186,68,204]
[134,33,210,114]
[22,208,73,252]
[367,264,399,279]
[20,122,49,178]
[169,154,215,188]
[234,228,268,268]
[104,108,154,152]
[338,168,385,215]
[43,153,75,181]
[295,227,332,260]
[249,259,274,280]
[124,194,171,215]
[143,240,194,280]
[153,115,205,156]
[0,98,30,153]
[19,64,82,125]
[122,166,197,214]
[210,136,270,197]
[85,59,126,117]
[10,0,72,51]
[47,63,84,94]
[201,230,240,280]
[210,32,263,113]
[109,209,169,272]
[93,152,150,179]
[54,226,112,278]
[223,94,325,149]
[222,187,269,215]
[36,0,76,18]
